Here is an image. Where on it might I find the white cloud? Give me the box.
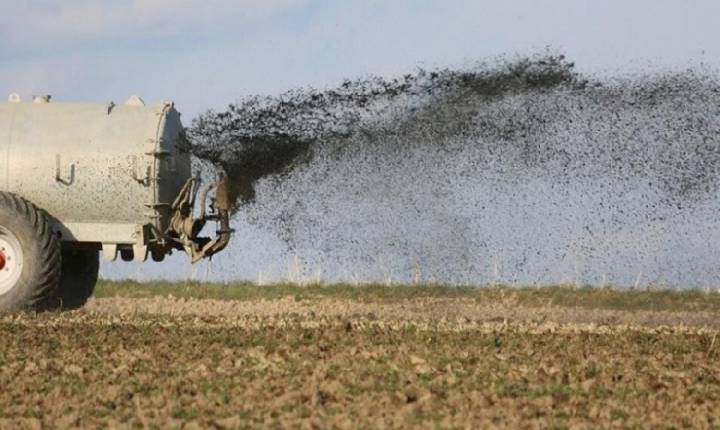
[2,0,303,51]
[2,0,718,115]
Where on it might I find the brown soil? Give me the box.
[1,295,719,428]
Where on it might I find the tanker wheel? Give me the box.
[0,192,62,312]
[52,249,100,310]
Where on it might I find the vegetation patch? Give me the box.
[96,280,720,313]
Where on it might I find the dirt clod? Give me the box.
[1,286,720,427]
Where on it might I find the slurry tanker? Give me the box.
[0,94,232,311]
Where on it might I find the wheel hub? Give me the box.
[0,226,23,296]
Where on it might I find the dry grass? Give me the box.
[97,280,720,313]
[2,281,720,428]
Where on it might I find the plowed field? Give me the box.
[2,282,720,428]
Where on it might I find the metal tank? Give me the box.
[0,94,232,312]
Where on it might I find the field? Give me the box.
[2,282,720,428]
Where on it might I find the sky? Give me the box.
[2,0,719,118]
[3,1,720,283]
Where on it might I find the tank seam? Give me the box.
[150,104,171,232]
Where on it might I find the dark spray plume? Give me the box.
[187,55,585,208]
[186,54,720,287]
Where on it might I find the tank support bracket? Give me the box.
[166,175,233,263]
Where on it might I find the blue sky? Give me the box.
[2,1,719,118]
[3,1,718,282]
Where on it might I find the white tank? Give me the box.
[0,94,231,312]
[0,95,191,247]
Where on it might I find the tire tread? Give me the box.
[0,192,61,311]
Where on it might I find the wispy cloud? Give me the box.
[2,0,303,52]
[1,0,716,116]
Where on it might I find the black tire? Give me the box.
[53,249,100,310]
[0,192,62,312]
